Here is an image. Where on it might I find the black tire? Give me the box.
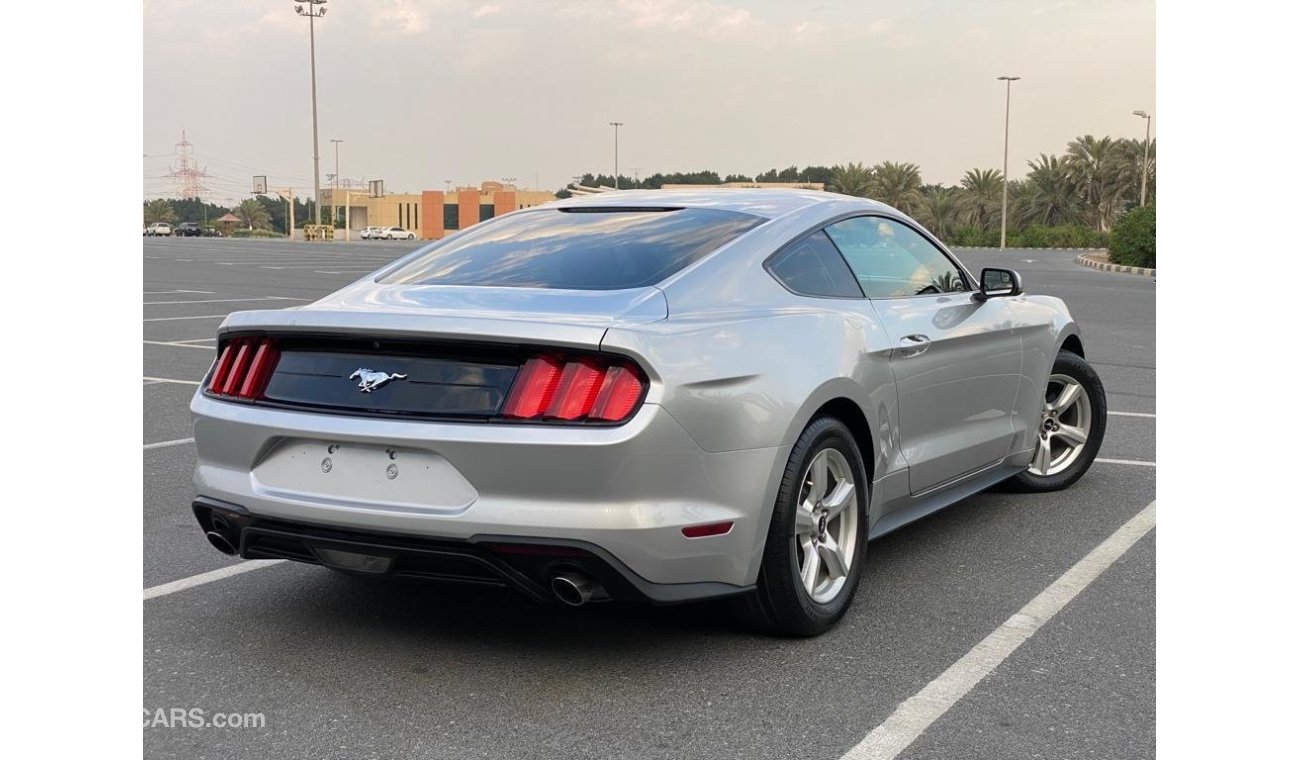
[1006,350,1107,492]
[735,416,869,637]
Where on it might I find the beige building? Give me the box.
[321,181,556,240]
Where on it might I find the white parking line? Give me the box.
[144,376,201,386]
[1095,457,1156,467]
[144,560,288,601]
[143,340,216,350]
[841,500,1156,760]
[1109,411,1156,419]
[143,297,307,305]
[143,437,194,451]
[143,314,228,322]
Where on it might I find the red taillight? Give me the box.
[207,337,279,400]
[502,354,645,423]
[501,356,565,418]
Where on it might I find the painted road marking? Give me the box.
[143,340,216,350]
[144,560,288,601]
[143,437,194,451]
[143,314,228,322]
[143,376,201,386]
[841,500,1156,760]
[1095,458,1156,467]
[1109,411,1156,418]
[144,296,307,305]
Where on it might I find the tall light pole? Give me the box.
[997,76,1020,250]
[330,138,342,227]
[294,1,327,229]
[1132,110,1152,207]
[608,121,623,189]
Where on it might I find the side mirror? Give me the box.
[974,267,1023,301]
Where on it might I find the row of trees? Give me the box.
[560,134,1155,246]
[143,196,317,235]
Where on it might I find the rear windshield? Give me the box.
[379,207,765,290]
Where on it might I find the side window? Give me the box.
[824,217,968,298]
[767,230,864,298]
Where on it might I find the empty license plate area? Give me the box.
[253,438,478,512]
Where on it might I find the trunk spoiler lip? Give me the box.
[218,309,614,351]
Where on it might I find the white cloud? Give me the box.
[867,18,895,36]
[371,0,429,34]
[473,3,502,18]
[616,0,753,36]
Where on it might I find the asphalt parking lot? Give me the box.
[143,238,1155,759]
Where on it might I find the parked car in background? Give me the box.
[176,222,203,237]
[380,226,416,240]
[188,190,1107,637]
[144,223,173,237]
[359,226,383,240]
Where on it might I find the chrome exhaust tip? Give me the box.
[550,572,607,607]
[205,530,237,556]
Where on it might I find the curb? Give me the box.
[1075,252,1155,277]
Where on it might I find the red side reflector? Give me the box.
[590,365,644,421]
[544,359,605,420]
[236,340,279,399]
[682,521,734,539]
[502,356,564,418]
[218,341,253,396]
[207,343,236,393]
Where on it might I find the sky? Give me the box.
[143,0,1155,203]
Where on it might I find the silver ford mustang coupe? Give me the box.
[190,189,1105,636]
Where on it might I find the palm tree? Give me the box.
[955,168,1004,231]
[829,162,873,197]
[235,198,271,231]
[914,187,959,242]
[870,161,924,215]
[143,199,177,225]
[1018,154,1082,227]
[1065,135,1126,231]
[1112,137,1156,207]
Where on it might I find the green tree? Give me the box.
[956,168,1004,231]
[1065,135,1126,232]
[143,199,177,225]
[870,161,924,215]
[829,162,873,197]
[914,187,960,242]
[1108,205,1156,268]
[1017,155,1081,227]
[235,198,271,230]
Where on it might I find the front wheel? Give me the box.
[1007,350,1107,492]
[736,416,868,637]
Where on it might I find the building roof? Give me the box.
[548,188,885,219]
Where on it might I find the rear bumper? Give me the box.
[191,391,788,592]
[193,498,751,604]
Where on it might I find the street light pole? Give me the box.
[1132,110,1152,207]
[294,1,327,229]
[609,121,623,189]
[330,138,342,228]
[997,75,1020,250]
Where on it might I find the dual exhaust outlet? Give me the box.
[205,515,239,556]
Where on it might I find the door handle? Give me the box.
[897,334,931,357]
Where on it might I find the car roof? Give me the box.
[547,188,892,220]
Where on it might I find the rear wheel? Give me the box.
[737,416,868,637]
[1007,350,1106,492]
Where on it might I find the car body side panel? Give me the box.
[1007,295,1082,455]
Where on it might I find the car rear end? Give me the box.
[189,203,782,605]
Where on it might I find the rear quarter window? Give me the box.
[379,207,765,290]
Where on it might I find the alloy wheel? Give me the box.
[794,448,859,604]
[1029,373,1093,476]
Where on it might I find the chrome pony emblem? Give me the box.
[349,368,408,393]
